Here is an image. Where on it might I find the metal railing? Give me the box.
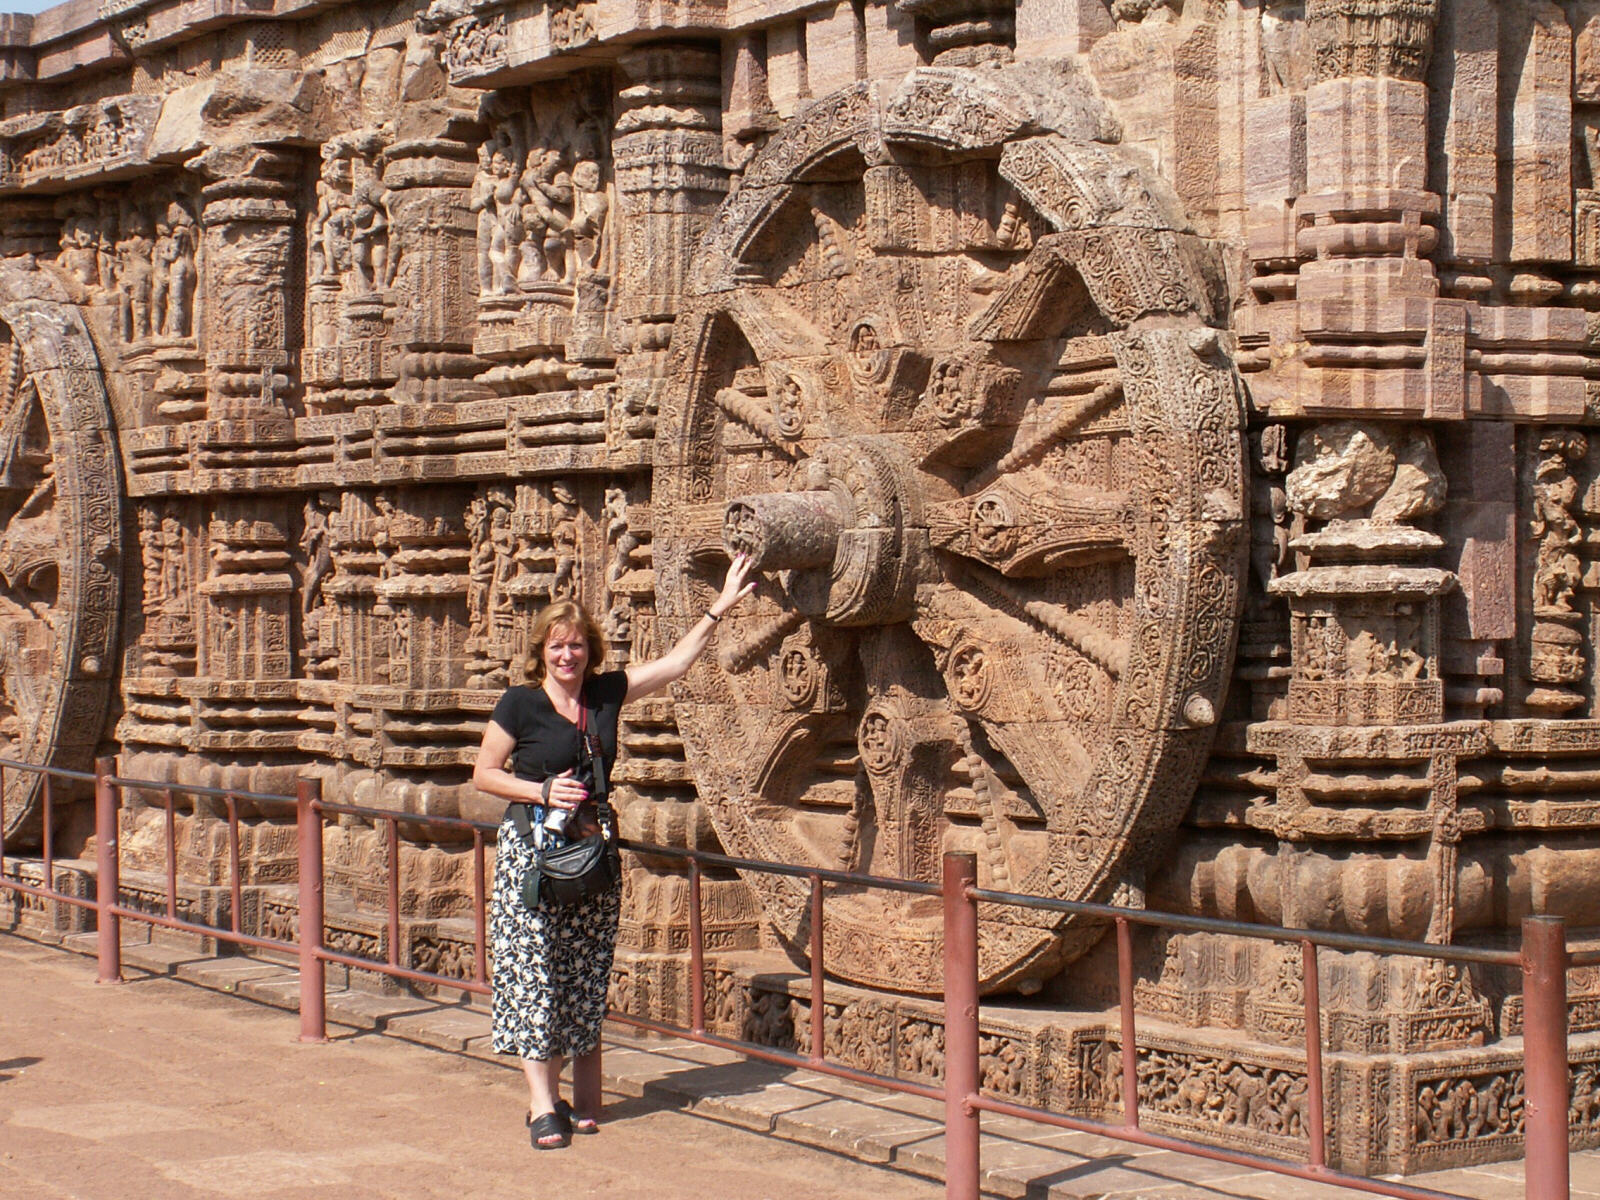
[0,755,1577,1200]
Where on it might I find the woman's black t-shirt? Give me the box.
[489,669,628,786]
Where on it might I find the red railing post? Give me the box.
[224,793,242,935]
[1523,915,1570,1200]
[297,778,327,1043]
[472,831,488,987]
[385,817,400,967]
[1302,939,1327,1169]
[1116,917,1139,1129]
[41,773,54,916]
[94,758,121,984]
[162,789,177,921]
[809,872,825,1065]
[689,858,706,1035]
[573,1046,604,1121]
[943,851,981,1200]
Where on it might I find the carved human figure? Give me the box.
[93,214,117,297]
[467,494,495,637]
[1531,435,1587,615]
[349,180,390,293]
[309,148,353,283]
[601,486,637,590]
[160,506,187,614]
[1261,0,1309,93]
[1416,1086,1440,1142]
[115,208,155,342]
[470,143,498,295]
[150,211,173,333]
[488,149,522,295]
[139,508,164,608]
[489,504,515,613]
[400,9,448,103]
[1249,426,1291,591]
[300,494,333,626]
[567,159,607,278]
[1110,0,1181,26]
[160,203,196,338]
[58,214,99,289]
[390,603,411,674]
[519,148,573,287]
[216,606,240,664]
[602,595,633,649]
[550,482,579,599]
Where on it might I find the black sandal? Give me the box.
[528,1111,570,1150]
[556,1098,598,1135]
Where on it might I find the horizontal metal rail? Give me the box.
[968,884,1525,965]
[0,755,1576,1200]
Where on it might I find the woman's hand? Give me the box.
[544,769,589,810]
[622,551,762,703]
[710,551,758,619]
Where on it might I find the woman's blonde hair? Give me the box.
[522,599,606,685]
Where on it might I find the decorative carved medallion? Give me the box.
[0,293,123,846]
[656,68,1248,994]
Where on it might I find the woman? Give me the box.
[472,553,756,1149]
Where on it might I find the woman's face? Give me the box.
[542,622,589,689]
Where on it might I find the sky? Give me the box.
[3,0,63,14]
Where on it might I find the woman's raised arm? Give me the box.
[624,552,758,703]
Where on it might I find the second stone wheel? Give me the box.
[655,67,1249,994]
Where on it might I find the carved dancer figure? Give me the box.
[139,507,164,607]
[349,180,390,293]
[488,149,522,295]
[472,552,757,1149]
[116,208,155,342]
[151,211,172,334]
[488,503,515,614]
[309,148,353,283]
[1531,434,1587,615]
[550,482,578,599]
[567,159,607,278]
[160,203,197,338]
[58,214,99,289]
[300,495,333,626]
[519,148,572,286]
[470,143,498,296]
[159,505,187,614]
[467,494,495,638]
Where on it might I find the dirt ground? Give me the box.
[0,935,943,1200]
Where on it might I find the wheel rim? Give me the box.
[655,69,1248,993]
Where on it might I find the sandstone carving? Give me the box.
[0,0,1598,1177]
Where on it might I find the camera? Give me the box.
[541,804,573,836]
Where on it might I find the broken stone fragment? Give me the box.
[1286,420,1445,524]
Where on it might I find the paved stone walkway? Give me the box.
[4,929,1599,1200]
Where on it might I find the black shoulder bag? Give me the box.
[510,688,622,908]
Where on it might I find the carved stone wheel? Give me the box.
[655,68,1248,994]
[0,295,123,848]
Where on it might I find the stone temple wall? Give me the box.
[1,0,1600,1174]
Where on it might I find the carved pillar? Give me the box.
[384,128,489,405]
[896,0,1016,66]
[197,499,294,685]
[610,43,728,461]
[1295,0,1441,305]
[1259,422,1468,948]
[607,41,766,992]
[188,145,298,420]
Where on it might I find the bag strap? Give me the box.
[508,799,542,849]
[577,683,615,836]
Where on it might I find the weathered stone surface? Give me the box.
[1,0,1599,1178]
